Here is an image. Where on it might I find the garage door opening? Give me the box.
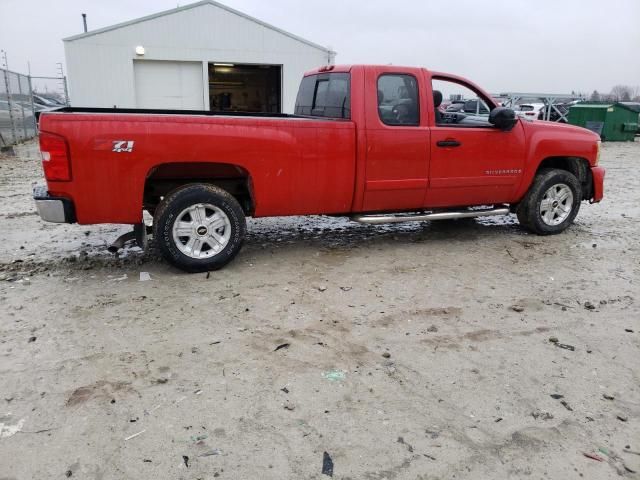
[208,63,281,113]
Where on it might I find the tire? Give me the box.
[153,184,246,272]
[516,168,581,235]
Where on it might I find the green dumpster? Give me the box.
[568,103,639,141]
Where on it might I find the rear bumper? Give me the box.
[33,185,76,223]
[590,166,605,203]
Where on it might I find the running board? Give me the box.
[351,206,511,225]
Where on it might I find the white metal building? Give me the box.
[63,1,334,113]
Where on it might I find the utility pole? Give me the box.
[57,62,69,105]
[82,13,88,33]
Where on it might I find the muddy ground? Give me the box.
[0,140,639,480]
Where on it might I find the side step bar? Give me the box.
[351,206,510,225]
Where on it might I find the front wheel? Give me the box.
[516,168,581,235]
[153,184,246,272]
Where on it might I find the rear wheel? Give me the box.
[154,184,246,272]
[516,168,581,235]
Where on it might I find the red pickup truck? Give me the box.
[34,65,605,272]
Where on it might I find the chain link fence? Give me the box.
[1,67,69,148]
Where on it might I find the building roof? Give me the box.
[63,0,332,53]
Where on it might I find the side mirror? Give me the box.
[489,107,517,131]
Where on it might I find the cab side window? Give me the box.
[295,73,350,119]
[378,74,419,126]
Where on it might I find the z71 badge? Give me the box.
[112,140,134,153]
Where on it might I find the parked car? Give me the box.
[33,94,65,108]
[31,94,65,114]
[514,103,545,120]
[34,65,605,272]
[445,100,466,112]
[463,99,489,115]
[0,100,35,130]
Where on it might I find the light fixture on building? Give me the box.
[135,46,145,56]
[213,63,234,67]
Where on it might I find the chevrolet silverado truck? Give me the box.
[34,65,605,272]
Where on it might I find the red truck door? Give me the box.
[425,75,526,207]
[360,67,430,212]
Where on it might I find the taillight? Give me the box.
[39,132,71,181]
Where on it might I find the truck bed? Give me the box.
[38,108,357,224]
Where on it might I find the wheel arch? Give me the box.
[143,162,255,216]
[535,156,593,200]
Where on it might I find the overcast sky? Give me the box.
[1,0,639,95]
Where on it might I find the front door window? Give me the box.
[432,79,492,127]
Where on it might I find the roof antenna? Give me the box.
[82,13,88,33]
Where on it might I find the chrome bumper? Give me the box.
[33,185,76,223]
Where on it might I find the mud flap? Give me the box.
[134,223,152,250]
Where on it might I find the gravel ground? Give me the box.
[0,139,639,480]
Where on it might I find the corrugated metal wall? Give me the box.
[64,3,332,112]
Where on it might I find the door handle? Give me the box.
[436,139,461,147]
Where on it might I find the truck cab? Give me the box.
[296,65,601,214]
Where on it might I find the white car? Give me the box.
[514,103,545,120]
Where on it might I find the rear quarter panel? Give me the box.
[40,113,356,224]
